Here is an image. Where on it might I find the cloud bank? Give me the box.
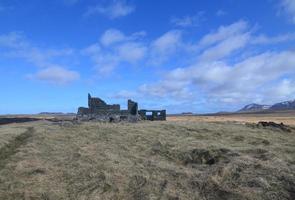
[110,20,295,111]
[279,0,295,24]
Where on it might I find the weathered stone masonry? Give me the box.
[139,110,166,121]
[77,93,166,121]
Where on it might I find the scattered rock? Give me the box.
[258,121,291,132]
[247,121,292,133]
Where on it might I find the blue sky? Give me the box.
[0,0,295,114]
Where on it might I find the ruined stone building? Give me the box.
[88,94,121,114]
[138,110,166,121]
[77,93,166,121]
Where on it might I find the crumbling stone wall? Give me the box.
[88,94,120,113]
[77,93,166,122]
[128,99,138,115]
[77,94,140,122]
[77,107,89,116]
[138,110,166,121]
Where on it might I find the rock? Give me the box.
[257,121,291,132]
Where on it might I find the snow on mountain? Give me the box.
[270,100,295,110]
[239,103,271,112]
[238,99,295,112]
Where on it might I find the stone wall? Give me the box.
[77,94,166,122]
[128,99,138,115]
[77,107,89,116]
[138,110,166,121]
[88,93,120,113]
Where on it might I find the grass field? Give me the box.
[168,111,295,126]
[0,116,295,199]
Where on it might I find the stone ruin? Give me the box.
[77,93,166,122]
[138,110,166,121]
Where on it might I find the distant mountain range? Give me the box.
[38,112,76,115]
[238,99,295,112]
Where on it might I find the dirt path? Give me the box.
[0,127,34,169]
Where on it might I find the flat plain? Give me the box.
[168,110,295,125]
[0,113,294,199]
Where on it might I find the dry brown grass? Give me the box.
[168,111,295,126]
[0,119,294,199]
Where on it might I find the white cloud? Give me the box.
[83,47,119,75]
[150,30,184,64]
[136,50,295,107]
[27,67,80,85]
[131,31,147,38]
[0,32,29,48]
[85,28,192,74]
[100,29,147,47]
[152,30,182,53]
[85,0,135,19]
[199,20,248,47]
[0,32,79,85]
[207,51,295,95]
[111,90,137,99]
[82,43,101,55]
[139,81,193,100]
[267,79,295,100]
[171,12,205,27]
[84,29,147,75]
[216,10,227,17]
[117,42,146,63]
[193,51,294,102]
[251,33,295,44]
[279,0,295,24]
[194,21,252,61]
[114,21,295,110]
[0,32,74,68]
[199,32,250,61]
[80,21,295,110]
[100,29,126,46]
